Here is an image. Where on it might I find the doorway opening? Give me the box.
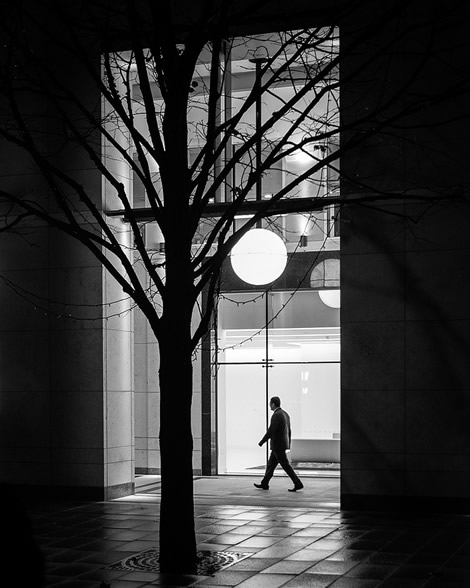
[215,290,340,477]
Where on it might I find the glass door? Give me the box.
[216,290,340,475]
[216,291,270,474]
[217,363,267,474]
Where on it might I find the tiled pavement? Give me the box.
[14,475,470,587]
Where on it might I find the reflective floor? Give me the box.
[217,463,341,479]
[15,476,470,587]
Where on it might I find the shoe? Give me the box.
[288,483,304,492]
[254,483,269,490]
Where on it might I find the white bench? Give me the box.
[290,439,340,463]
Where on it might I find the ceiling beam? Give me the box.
[105,195,339,222]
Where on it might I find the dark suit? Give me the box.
[259,407,302,488]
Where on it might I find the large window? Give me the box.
[106,28,340,251]
[216,290,340,475]
[102,29,341,476]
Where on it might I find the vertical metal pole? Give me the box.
[223,40,232,203]
[250,53,270,464]
[213,293,219,476]
[255,59,262,210]
[248,56,268,227]
[214,43,224,204]
[265,289,269,465]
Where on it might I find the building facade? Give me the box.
[0,0,469,511]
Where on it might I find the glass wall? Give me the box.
[126,28,340,252]
[216,290,340,475]
[103,29,340,476]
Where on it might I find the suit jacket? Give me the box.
[260,407,292,452]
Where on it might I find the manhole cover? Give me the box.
[106,548,251,576]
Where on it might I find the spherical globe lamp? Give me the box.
[230,228,288,285]
[319,289,341,308]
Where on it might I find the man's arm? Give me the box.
[258,411,281,446]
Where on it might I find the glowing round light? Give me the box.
[230,228,288,285]
[319,289,341,308]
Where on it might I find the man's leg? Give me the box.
[276,450,303,490]
[254,451,278,489]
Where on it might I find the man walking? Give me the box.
[254,396,304,492]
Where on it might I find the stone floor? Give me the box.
[11,475,470,587]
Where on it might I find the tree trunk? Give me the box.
[157,71,199,572]
[157,294,198,573]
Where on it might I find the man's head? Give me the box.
[269,396,281,410]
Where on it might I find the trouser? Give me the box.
[261,449,302,487]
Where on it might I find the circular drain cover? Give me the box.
[106,548,251,576]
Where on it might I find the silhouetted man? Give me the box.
[254,396,304,492]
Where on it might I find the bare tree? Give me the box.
[1,0,469,573]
